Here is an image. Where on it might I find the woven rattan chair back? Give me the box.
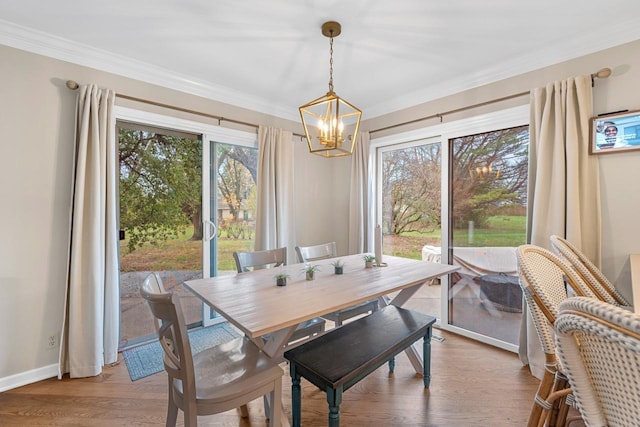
[550,235,630,306]
[555,297,640,427]
[517,245,597,427]
[518,245,596,324]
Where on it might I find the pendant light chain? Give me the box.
[299,21,361,158]
[328,34,334,93]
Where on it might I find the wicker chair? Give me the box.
[550,235,630,306]
[140,273,283,427]
[555,297,640,427]
[517,245,597,427]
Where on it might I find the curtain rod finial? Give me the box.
[66,80,79,90]
[592,68,612,79]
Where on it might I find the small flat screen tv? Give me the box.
[591,110,640,154]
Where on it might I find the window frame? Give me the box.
[371,104,529,352]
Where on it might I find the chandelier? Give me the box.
[469,164,500,179]
[299,21,362,158]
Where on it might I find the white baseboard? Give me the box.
[0,364,58,393]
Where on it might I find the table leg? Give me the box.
[261,326,296,359]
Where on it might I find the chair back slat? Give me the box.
[233,247,287,273]
[295,242,337,263]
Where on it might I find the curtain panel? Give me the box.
[520,75,601,378]
[348,131,372,254]
[255,126,296,264]
[59,84,119,378]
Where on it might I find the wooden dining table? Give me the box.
[184,253,458,374]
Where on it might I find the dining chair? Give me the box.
[517,244,597,427]
[233,247,326,342]
[140,273,283,427]
[555,296,640,427]
[550,235,630,306]
[295,242,379,327]
[233,247,287,272]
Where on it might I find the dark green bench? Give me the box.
[283,305,436,427]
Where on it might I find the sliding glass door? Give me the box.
[201,139,258,326]
[377,137,442,319]
[447,125,529,346]
[374,106,529,351]
[117,122,205,348]
[116,108,257,348]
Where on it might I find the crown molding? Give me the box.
[0,19,299,121]
[365,23,640,120]
[2,18,639,122]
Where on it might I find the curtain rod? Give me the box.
[65,80,306,139]
[369,67,612,135]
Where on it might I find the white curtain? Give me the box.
[255,126,296,263]
[348,131,372,254]
[519,75,601,378]
[59,84,119,378]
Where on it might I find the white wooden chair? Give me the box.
[140,273,283,427]
[517,244,597,427]
[295,242,379,326]
[550,235,630,306]
[555,296,640,427]
[233,247,287,272]
[233,247,326,341]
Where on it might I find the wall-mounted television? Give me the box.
[591,110,640,154]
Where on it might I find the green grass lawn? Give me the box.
[120,226,254,272]
[386,215,526,260]
[120,215,527,271]
[452,215,526,247]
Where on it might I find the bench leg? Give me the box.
[327,387,343,427]
[290,364,302,427]
[423,327,432,388]
[388,357,395,373]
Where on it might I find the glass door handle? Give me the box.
[203,220,217,242]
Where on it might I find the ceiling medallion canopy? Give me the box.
[299,21,362,158]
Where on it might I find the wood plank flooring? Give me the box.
[0,329,582,426]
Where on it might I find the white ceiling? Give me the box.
[2,0,640,121]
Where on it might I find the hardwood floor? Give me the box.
[0,329,584,426]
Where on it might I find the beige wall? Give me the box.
[363,39,640,303]
[0,44,345,387]
[1,38,639,389]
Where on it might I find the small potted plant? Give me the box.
[363,254,376,268]
[274,272,289,286]
[303,264,320,280]
[332,260,344,275]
